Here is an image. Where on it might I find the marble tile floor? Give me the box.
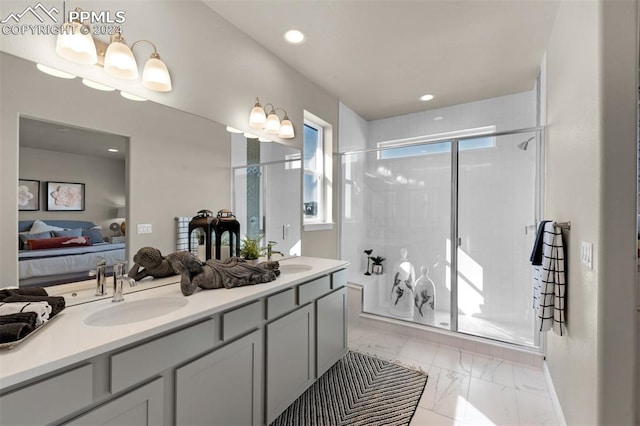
[348,324,560,426]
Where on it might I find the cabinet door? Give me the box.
[64,378,163,426]
[316,287,348,376]
[175,331,262,426]
[266,303,315,424]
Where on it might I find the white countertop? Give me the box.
[0,256,349,390]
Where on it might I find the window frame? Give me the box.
[303,119,324,224]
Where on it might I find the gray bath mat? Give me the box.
[270,351,428,426]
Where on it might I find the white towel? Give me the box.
[0,301,52,326]
[535,222,566,336]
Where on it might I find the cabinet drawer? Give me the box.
[298,275,331,305]
[222,300,262,340]
[110,318,216,393]
[0,364,93,425]
[267,288,296,320]
[331,269,347,289]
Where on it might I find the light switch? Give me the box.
[580,241,593,269]
[137,224,152,234]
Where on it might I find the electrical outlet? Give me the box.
[137,224,152,234]
[580,241,593,269]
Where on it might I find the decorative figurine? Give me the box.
[364,249,373,275]
[414,265,436,324]
[128,247,192,280]
[389,248,415,318]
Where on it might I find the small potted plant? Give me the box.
[370,256,385,274]
[240,234,265,264]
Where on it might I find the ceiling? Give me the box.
[19,117,127,160]
[205,1,560,121]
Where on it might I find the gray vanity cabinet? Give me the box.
[266,303,315,424]
[175,330,262,426]
[316,287,348,376]
[64,378,164,426]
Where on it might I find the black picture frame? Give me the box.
[18,179,40,211]
[46,181,85,211]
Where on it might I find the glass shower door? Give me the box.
[456,132,538,346]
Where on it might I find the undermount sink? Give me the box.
[84,297,188,327]
[278,264,313,275]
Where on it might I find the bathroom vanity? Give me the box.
[0,257,349,426]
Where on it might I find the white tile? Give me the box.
[419,366,470,421]
[410,406,461,426]
[399,338,440,365]
[465,378,519,425]
[513,364,548,395]
[432,346,473,375]
[516,389,559,425]
[471,355,515,388]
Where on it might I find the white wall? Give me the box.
[368,91,535,146]
[19,147,126,232]
[1,53,230,284]
[544,0,637,423]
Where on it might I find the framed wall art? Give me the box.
[46,181,85,211]
[18,179,39,211]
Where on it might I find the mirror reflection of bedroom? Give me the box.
[18,117,127,287]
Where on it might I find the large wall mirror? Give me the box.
[1,52,302,289]
[18,117,128,287]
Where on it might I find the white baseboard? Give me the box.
[543,361,567,426]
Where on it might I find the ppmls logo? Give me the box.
[1,2,59,24]
[1,2,126,36]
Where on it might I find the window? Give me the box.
[303,121,323,222]
[377,126,496,160]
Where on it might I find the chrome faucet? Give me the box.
[112,261,136,303]
[267,241,283,261]
[89,257,107,296]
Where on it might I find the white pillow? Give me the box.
[29,219,65,234]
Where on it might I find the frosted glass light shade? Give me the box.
[249,106,266,129]
[104,41,138,80]
[278,117,295,138]
[142,56,172,92]
[55,22,97,65]
[265,113,281,134]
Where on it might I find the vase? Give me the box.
[372,264,383,274]
[388,248,415,318]
[413,265,436,325]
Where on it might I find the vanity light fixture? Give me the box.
[248,97,295,138]
[107,148,119,153]
[36,64,76,79]
[55,20,98,65]
[419,94,435,102]
[55,8,172,92]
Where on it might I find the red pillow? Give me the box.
[28,236,90,250]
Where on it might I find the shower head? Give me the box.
[517,136,535,150]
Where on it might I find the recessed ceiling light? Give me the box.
[108,148,119,153]
[434,116,444,121]
[36,63,76,79]
[284,29,305,44]
[226,126,243,133]
[120,91,147,101]
[420,94,435,102]
[82,79,115,91]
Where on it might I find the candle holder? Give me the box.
[364,249,373,275]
